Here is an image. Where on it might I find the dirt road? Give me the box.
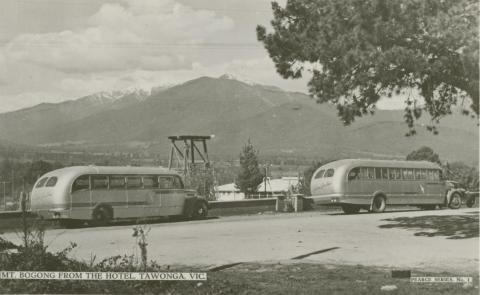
[3,208,478,274]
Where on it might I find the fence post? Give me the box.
[293,194,304,212]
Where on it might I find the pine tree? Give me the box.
[235,139,264,198]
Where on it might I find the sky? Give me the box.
[0,0,406,113]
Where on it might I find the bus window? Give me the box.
[35,177,48,188]
[433,170,440,181]
[375,168,382,179]
[143,176,158,188]
[360,167,368,179]
[109,176,125,189]
[45,177,58,187]
[92,175,108,189]
[367,167,375,179]
[348,168,360,181]
[407,169,414,180]
[173,176,183,189]
[325,169,335,178]
[420,169,427,180]
[314,170,325,179]
[72,176,89,192]
[127,176,142,189]
[414,169,425,180]
[388,168,396,180]
[381,168,388,179]
[159,176,174,189]
[395,168,402,180]
[427,170,434,181]
[402,169,408,180]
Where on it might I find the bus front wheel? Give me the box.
[370,196,386,213]
[342,205,360,214]
[448,192,462,209]
[192,201,208,220]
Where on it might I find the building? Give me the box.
[214,177,299,201]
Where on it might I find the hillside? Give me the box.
[0,75,477,164]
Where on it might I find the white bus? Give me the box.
[30,166,208,226]
[309,159,462,214]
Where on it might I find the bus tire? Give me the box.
[342,205,360,214]
[192,200,208,220]
[448,192,462,209]
[92,205,113,226]
[466,197,476,208]
[370,195,386,213]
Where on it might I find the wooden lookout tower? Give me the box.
[167,135,212,175]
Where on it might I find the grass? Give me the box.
[167,263,478,295]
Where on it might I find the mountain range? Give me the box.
[0,75,478,164]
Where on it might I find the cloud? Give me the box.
[2,0,234,73]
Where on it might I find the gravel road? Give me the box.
[3,208,478,274]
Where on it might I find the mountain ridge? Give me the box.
[0,75,477,164]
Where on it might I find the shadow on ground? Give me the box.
[379,214,479,239]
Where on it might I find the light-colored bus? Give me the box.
[30,166,208,226]
[309,159,462,214]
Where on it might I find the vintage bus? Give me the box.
[30,166,208,226]
[309,159,463,214]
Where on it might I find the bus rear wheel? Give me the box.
[342,205,360,214]
[370,196,386,213]
[448,192,462,209]
[92,206,112,226]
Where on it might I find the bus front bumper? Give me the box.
[309,194,371,206]
[310,194,345,205]
[35,208,70,220]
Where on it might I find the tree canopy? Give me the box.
[235,139,264,196]
[406,146,441,164]
[257,0,478,135]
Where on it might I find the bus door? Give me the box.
[158,176,185,215]
[71,175,91,215]
[388,168,404,205]
[126,176,150,217]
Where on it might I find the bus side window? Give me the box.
[420,169,427,180]
[433,170,440,181]
[375,168,382,179]
[159,176,174,189]
[427,170,434,181]
[173,176,183,189]
[402,169,408,180]
[381,168,388,180]
[110,176,126,189]
[367,167,375,179]
[92,175,108,190]
[127,176,142,189]
[72,175,90,192]
[348,168,360,181]
[360,167,368,179]
[388,168,396,180]
[395,168,402,180]
[143,176,158,189]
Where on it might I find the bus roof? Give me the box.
[41,165,176,179]
[320,159,441,170]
